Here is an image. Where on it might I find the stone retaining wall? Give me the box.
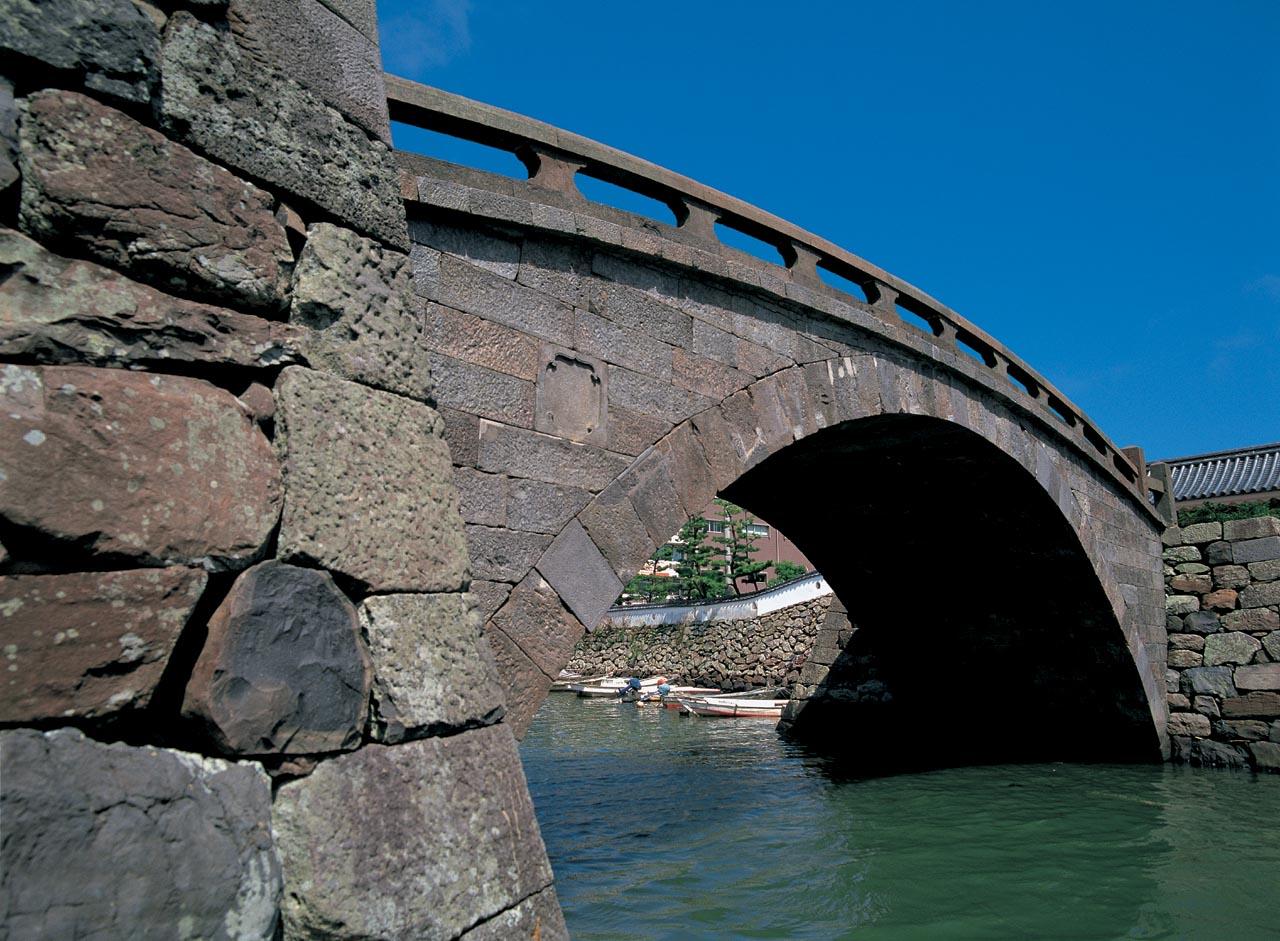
[0,2,562,938]
[566,595,831,689]
[1163,516,1280,773]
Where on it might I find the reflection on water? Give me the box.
[520,695,1280,940]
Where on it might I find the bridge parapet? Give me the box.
[387,74,1170,527]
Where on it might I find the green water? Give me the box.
[520,695,1280,940]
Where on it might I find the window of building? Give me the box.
[746,523,769,537]
[706,520,726,534]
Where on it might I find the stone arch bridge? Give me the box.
[0,3,1172,936]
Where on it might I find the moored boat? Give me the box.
[675,696,788,718]
[573,675,669,697]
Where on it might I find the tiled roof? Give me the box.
[1161,442,1280,502]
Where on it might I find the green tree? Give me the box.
[713,499,769,595]
[619,543,678,604]
[673,515,727,601]
[767,560,807,587]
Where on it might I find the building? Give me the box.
[1158,441,1280,508]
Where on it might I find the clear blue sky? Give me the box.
[376,0,1278,460]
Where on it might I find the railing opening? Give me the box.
[1006,363,1040,399]
[715,221,786,267]
[1083,423,1108,455]
[1047,395,1076,427]
[574,172,678,226]
[816,263,870,303]
[894,301,944,337]
[955,329,999,368]
[390,121,526,178]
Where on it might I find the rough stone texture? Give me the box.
[1178,521,1222,544]
[1222,607,1278,633]
[1250,740,1280,772]
[489,572,585,682]
[1240,581,1280,608]
[1182,666,1237,699]
[484,620,553,736]
[0,0,158,104]
[0,78,19,192]
[1231,535,1280,565]
[1181,610,1220,634]
[476,418,630,492]
[182,561,371,756]
[18,90,292,311]
[227,0,390,140]
[457,885,570,941]
[0,728,280,939]
[0,227,305,370]
[0,567,206,723]
[535,518,624,632]
[0,364,281,567]
[1223,516,1280,541]
[289,222,430,399]
[1235,664,1280,692]
[466,579,513,624]
[1221,693,1280,718]
[160,12,406,249]
[274,367,468,592]
[1202,631,1261,667]
[1167,712,1210,737]
[359,592,505,742]
[274,725,554,940]
[465,524,552,583]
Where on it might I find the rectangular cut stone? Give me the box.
[517,238,592,308]
[607,404,672,456]
[484,623,552,736]
[453,467,507,527]
[466,580,513,624]
[1240,582,1280,608]
[608,363,711,424]
[506,477,592,535]
[408,218,519,278]
[489,572,585,688]
[427,351,535,427]
[477,420,628,492]
[658,423,718,518]
[1221,692,1280,718]
[1223,516,1280,540]
[622,450,688,548]
[421,302,542,381]
[421,251,573,345]
[1179,521,1222,544]
[1232,536,1280,565]
[535,519,624,632]
[439,407,480,467]
[1248,559,1280,582]
[673,347,753,400]
[578,481,657,582]
[588,274,692,348]
[574,307,674,380]
[275,367,469,592]
[465,525,551,583]
[1235,664,1280,692]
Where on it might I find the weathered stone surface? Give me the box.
[0,227,305,369]
[182,561,370,755]
[160,12,407,249]
[1167,648,1202,668]
[1223,516,1280,540]
[19,90,292,311]
[1235,663,1280,691]
[0,567,205,722]
[484,621,552,735]
[1232,535,1280,565]
[1250,740,1280,771]
[1201,588,1237,611]
[458,885,570,941]
[1164,594,1198,616]
[1174,562,1209,575]
[275,367,469,592]
[0,728,280,938]
[227,0,389,140]
[0,365,281,567]
[238,381,276,429]
[1169,734,1250,769]
[1222,607,1279,633]
[536,519,625,632]
[0,0,158,104]
[1162,545,1199,564]
[466,580,513,623]
[1203,631,1261,667]
[274,725,553,940]
[1212,718,1269,740]
[1249,558,1280,581]
[477,418,629,491]
[1179,521,1222,544]
[1193,695,1220,717]
[1167,692,1191,710]
[1168,633,1204,651]
[410,219,520,280]
[1183,666,1237,699]
[1240,581,1280,608]
[422,301,541,381]
[1264,631,1280,661]
[0,78,17,192]
[1181,610,1221,635]
[432,349,536,426]
[1221,692,1280,718]
[490,571,585,680]
[1168,573,1211,594]
[360,592,505,741]
[1167,712,1210,737]
[1213,564,1250,588]
[507,476,593,534]
[1205,540,1233,565]
[289,222,431,399]
[466,524,551,583]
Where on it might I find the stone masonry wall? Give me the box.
[566,595,832,689]
[0,2,564,938]
[1163,515,1280,773]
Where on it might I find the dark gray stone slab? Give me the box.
[476,419,629,492]
[182,561,371,756]
[458,886,569,941]
[430,350,535,427]
[490,571,585,680]
[535,519,623,632]
[465,524,552,583]
[274,725,553,939]
[0,728,280,939]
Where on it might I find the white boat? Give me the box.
[550,672,608,692]
[572,676,668,697]
[675,696,789,718]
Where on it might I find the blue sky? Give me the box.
[376,0,1278,460]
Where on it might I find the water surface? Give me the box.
[520,694,1280,940]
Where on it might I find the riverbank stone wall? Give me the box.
[1163,516,1280,773]
[0,2,564,938]
[567,595,832,689]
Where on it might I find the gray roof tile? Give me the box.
[1162,442,1280,501]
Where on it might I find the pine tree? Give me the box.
[713,499,769,595]
[767,560,807,587]
[673,515,727,601]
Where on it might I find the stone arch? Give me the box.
[484,351,1167,759]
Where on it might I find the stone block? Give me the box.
[183,561,369,756]
[690,406,746,492]
[440,406,481,467]
[1240,581,1280,608]
[160,12,406,249]
[467,580,513,624]
[476,419,628,492]
[0,227,306,370]
[507,477,592,535]
[534,518,624,632]
[1201,588,1237,612]
[1232,535,1280,565]
[1179,521,1222,544]
[574,306,675,380]
[1223,516,1280,540]
[1206,540,1233,565]
[609,362,712,424]
[19,90,292,312]
[1249,558,1280,582]
[1211,718,1269,740]
[1221,692,1280,718]
[453,466,507,527]
[410,218,520,279]
[534,345,608,446]
[0,78,15,192]
[1212,564,1251,589]
[421,250,574,345]
[517,237,592,307]
[431,350,535,427]
[1182,666,1237,698]
[1249,741,1280,771]
[658,422,718,518]
[1166,711,1210,737]
[1168,633,1204,651]
[0,0,158,104]
[1222,607,1279,633]
[227,0,390,140]
[1167,648,1202,668]
[290,223,431,400]
[465,524,551,583]
[484,622,552,735]
[0,728,280,939]
[621,450,689,548]
[1169,735,1250,769]
[274,725,553,940]
[1174,562,1209,575]
[0,567,205,723]
[1203,631,1262,666]
[1265,631,1280,661]
[1160,526,1182,547]
[607,402,673,456]
[275,367,469,592]
[1168,573,1211,594]
[489,571,586,680]
[673,346,754,401]
[0,364,281,568]
[1164,595,1199,616]
[1181,610,1221,634]
[1193,695,1220,717]
[1167,692,1191,709]
[578,480,658,582]
[1161,546,1199,564]
[422,301,542,381]
[588,276,692,348]
[1235,663,1280,691]
[457,885,569,941]
[360,592,505,741]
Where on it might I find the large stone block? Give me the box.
[0,365,281,568]
[476,419,629,492]
[359,592,506,741]
[274,367,469,592]
[18,90,292,312]
[1221,692,1280,718]
[0,227,306,369]
[290,223,431,399]
[274,725,553,940]
[1,728,280,939]
[489,571,586,679]
[535,518,624,632]
[1223,516,1280,540]
[1232,535,1280,565]
[228,0,390,140]
[0,0,158,104]
[430,350,536,427]
[1178,521,1222,544]
[458,885,569,941]
[484,621,552,736]
[0,567,206,723]
[1166,711,1210,737]
[1182,665,1237,699]
[465,524,551,583]
[160,12,406,249]
[1234,664,1280,691]
[182,561,371,756]
[422,301,542,381]
[1240,581,1280,608]
[507,476,593,534]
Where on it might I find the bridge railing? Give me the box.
[385,74,1171,525]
